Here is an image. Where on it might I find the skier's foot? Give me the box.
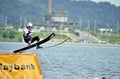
[36,45,43,49]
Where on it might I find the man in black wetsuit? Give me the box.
[23,22,42,49]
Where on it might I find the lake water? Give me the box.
[0,42,120,79]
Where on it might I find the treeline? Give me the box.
[0,30,22,42]
[0,0,120,29]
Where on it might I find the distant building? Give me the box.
[98,28,113,34]
[35,0,79,27]
[44,11,68,26]
[43,11,79,27]
[51,11,68,22]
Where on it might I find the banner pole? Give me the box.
[24,74,26,79]
[4,74,7,79]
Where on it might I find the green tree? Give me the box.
[9,31,16,39]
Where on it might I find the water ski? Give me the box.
[13,33,55,53]
[41,37,69,49]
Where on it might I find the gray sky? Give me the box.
[91,0,120,6]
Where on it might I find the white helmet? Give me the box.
[27,22,33,27]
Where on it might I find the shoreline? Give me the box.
[0,41,120,47]
[47,41,120,47]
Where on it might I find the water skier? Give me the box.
[23,22,42,49]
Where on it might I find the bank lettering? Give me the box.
[0,63,35,72]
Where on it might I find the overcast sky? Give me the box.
[91,0,120,6]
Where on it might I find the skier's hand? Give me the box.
[28,41,31,45]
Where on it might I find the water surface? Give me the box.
[0,42,120,79]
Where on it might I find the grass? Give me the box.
[0,30,25,42]
[98,34,120,43]
[0,31,71,42]
[0,30,120,44]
